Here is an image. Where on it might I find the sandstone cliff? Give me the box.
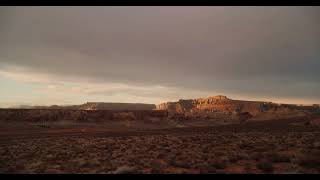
[156,95,319,122]
[157,95,266,114]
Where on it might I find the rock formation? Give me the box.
[156,95,319,122]
[3,96,319,126]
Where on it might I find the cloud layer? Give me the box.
[0,7,319,105]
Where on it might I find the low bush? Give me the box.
[256,160,273,173]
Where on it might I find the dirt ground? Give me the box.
[1,117,320,174]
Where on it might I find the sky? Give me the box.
[0,6,320,107]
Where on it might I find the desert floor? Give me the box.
[1,117,320,174]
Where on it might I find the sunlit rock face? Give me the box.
[157,95,264,114]
[156,95,319,122]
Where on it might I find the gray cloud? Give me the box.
[0,6,320,102]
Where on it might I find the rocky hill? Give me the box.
[156,95,267,114]
[156,95,320,122]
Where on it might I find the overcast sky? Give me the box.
[0,6,319,107]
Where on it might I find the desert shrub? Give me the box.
[297,149,320,169]
[112,166,139,174]
[199,168,209,174]
[202,148,209,154]
[170,158,191,169]
[254,146,268,152]
[150,159,168,174]
[268,152,291,163]
[228,154,239,163]
[214,151,226,157]
[150,168,164,174]
[251,152,264,161]
[204,166,217,173]
[244,162,251,173]
[177,161,191,169]
[238,142,254,150]
[37,124,51,128]
[237,152,250,160]
[209,158,228,170]
[256,160,273,173]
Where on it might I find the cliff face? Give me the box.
[156,95,265,114]
[156,95,319,121]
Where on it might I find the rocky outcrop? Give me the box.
[157,95,267,115]
[156,95,319,122]
[0,109,168,123]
